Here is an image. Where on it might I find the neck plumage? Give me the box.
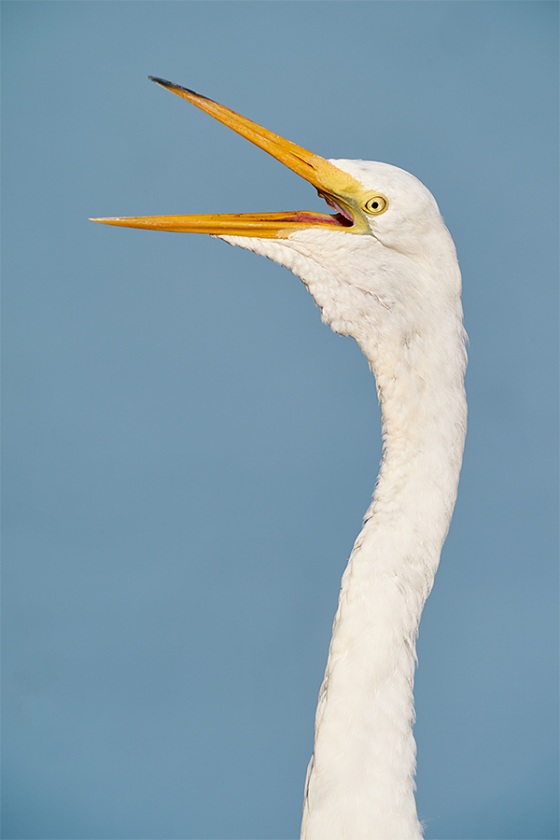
[301,316,467,840]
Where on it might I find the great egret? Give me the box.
[92,77,467,840]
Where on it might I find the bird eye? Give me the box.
[363,195,388,215]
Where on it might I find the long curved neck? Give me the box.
[301,318,467,840]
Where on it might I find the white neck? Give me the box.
[301,316,467,840]
[221,176,468,839]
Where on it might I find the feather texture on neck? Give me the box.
[220,160,467,839]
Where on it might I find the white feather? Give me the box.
[221,161,467,840]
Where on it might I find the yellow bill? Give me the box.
[90,77,369,238]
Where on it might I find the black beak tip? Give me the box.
[148,76,199,97]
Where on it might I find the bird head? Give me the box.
[92,78,460,349]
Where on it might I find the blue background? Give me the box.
[2,2,558,838]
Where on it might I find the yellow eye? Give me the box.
[363,194,388,215]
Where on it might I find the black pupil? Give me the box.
[371,201,379,209]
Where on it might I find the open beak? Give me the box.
[91,77,368,239]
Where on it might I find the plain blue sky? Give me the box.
[2,2,558,839]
